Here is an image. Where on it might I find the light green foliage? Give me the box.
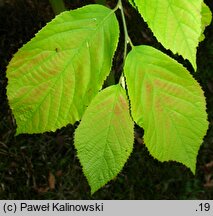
[95,0,106,5]
[133,0,202,70]
[200,2,212,42]
[6,5,119,134]
[5,0,211,193]
[74,85,134,193]
[124,45,208,173]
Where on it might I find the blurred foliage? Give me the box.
[0,0,212,199]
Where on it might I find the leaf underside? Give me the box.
[6,4,119,134]
[124,45,209,173]
[74,85,134,194]
[133,0,202,70]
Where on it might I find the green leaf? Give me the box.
[6,5,119,134]
[49,0,67,15]
[199,2,212,42]
[124,45,208,173]
[128,0,136,8]
[95,0,106,5]
[74,85,134,194]
[133,0,202,70]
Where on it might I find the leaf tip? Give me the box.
[90,186,99,195]
[15,126,23,136]
[188,164,196,175]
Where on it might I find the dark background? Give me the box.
[0,0,213,199]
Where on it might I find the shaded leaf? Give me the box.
[48,172,55,190]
